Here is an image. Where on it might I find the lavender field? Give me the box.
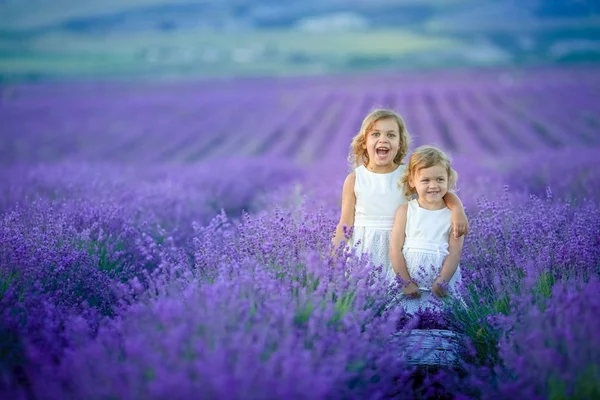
[1,66,600,399]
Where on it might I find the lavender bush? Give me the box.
[0,157,303,230]
[494,277,600,399]
[447,187,600,370]
[41,257,409,399]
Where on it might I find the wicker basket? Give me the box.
[392,329,465,368]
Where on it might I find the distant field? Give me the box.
[2,65,599,166]
[0,29,466,80]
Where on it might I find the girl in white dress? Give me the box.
[332,109,468,284]
[390,145,464,314]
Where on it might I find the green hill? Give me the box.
[0,0,598,82]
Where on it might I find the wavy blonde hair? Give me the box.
[348,109,411,169]
[399,145,458,200]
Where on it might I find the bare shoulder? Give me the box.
[342,170,356,191]
[339,171,357,222]
[344,170,356,185]
[392,203,408,234]
[395,203,408,217]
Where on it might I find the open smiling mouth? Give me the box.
[376,147,390,157]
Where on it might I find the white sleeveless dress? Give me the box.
[351,165,407,283]
[400,199,463,314]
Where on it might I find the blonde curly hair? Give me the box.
[348,109,411,170]
[399,145,458,200]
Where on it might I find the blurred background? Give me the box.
[0,0,599,81]
[1,0,599,168]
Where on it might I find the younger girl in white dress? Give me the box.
[332,109,468,284]
[390,145,464,314]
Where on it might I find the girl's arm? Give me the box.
[390,204,420,297]
[332,172,356,252]
[443,192,469,238]
[432,233,464,297]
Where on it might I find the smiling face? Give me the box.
[362,118,401,173]
[410,164,449,209]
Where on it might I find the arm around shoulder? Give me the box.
[443,191,469,238]
[443,191,464,211]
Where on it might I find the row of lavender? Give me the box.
[2,67,599,166]
[2,144,600,398]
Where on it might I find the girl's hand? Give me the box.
[432,277,449,297]
[451,210,469,239]
[402,281,421,299]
